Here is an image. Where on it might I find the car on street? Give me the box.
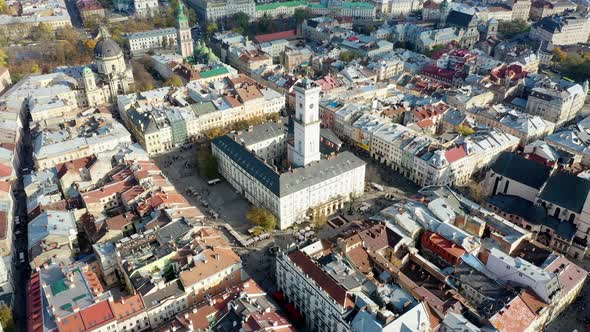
[208,178,221,185]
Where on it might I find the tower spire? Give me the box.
[99,25,109,39]
[176,0,194,58]
[177,1,188,27]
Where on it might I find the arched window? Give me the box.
[554,207,561,218]
[569,213,576,223]
[492,177,500,195]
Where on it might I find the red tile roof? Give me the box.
[105,212,139,230]
[27,272,44,332]
[346,246,371,274]
[150,192,189,209]
[357,223,402,252]
[56,155,96,178]
[544,256,588,293]
[491,64,527,81]
[490,290,546,332]
[421,65,456,81]
[445,146,467,163]
[236,85,263,102]
[0,181,10,193]
[315,75,341,91]
[0,211,7,240]
[80,213,106,242]
[84,270,104,296]
[416,118,434,129]
[121,185,146,204]
[0,164,12,178]
[80,300,115,330]
[287,251,354,308]
[81,178,135,204]
[421,230,466,265]
[244,311,293,331]
[111,168,133,182]
[254,30,297,43]
[520,289,546,314]
[57,312,86,332]
[110,294,145,320]
[0,142,15,152]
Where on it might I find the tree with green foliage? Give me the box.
[363,24,375,34]
[294,8,310,25]
[206,22,218,37]
[204,154,218,178]
[196,147,219,178]
[187,7,197,26]
[30,62,41,74]
[265,112,280,122]
[339,51,358,62]
[458,124,475,136]
[552,47,590,81]
[428,44,446,56]
[0,49,6,67]
[498,19,529,39]
[32,22,54,41]
[204,127,225,140]
[56,26,79,41]
[246,207,277,230]
[313,214,328,227]
[233,12,250,34]
[0,305,15,332]
[131,60,156,92]
[552,47,567,63]
[165,74,184,87]
[257,13,279,34]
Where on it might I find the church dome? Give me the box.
[94,38,122,58]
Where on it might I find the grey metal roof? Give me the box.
[446,10,475,28]
[127,27,177,40]
[94,37,122,58]
[320,128,342,146]
[213,135,365,197]
[212,135,281,195]
[155,219,193,245]
[491,152,551,189]
[487,194,575,239]
[142,280,184,309]
[279,151,365,196]
[539,171,590,213]
[228,119,287,147]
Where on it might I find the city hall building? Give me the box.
[212,80,366,229]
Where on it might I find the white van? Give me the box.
[208,178,222,185]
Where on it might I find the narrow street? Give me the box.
[13,114,33,331]
[63,0,84,28]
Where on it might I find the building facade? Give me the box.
[127,28,177,54]
[530,12,590,45]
